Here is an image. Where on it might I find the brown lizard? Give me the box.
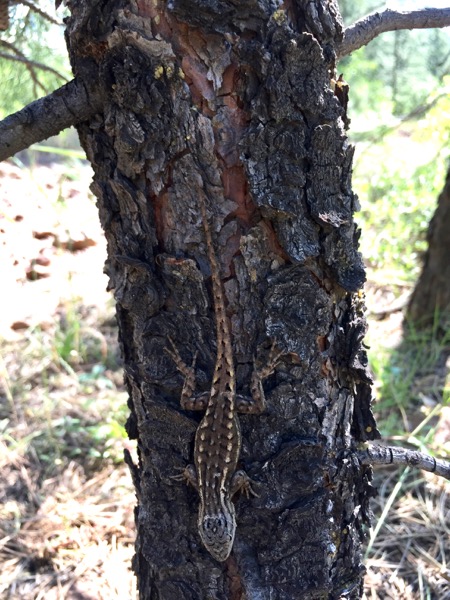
[166,195,281,562]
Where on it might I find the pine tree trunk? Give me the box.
[407,166,450,326]
[65,1,379,597]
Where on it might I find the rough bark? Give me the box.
[407,166,450,325]
[2,5,450,161]
[65,1,378,598]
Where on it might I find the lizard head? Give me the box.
[198,505,236,562]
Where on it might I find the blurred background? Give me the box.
[0,1,449,598]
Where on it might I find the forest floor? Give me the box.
[0,160,449,599]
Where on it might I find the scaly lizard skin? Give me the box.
[166,196,281,561]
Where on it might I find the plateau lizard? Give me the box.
[166,196,281,561]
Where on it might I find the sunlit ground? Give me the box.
[0,159,137,599]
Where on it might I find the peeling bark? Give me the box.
[65,1,378,598]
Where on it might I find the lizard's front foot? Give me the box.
[256,342,284,380]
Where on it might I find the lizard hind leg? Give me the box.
[165,337,209,410]
[165,336,199,408]
[237,343,284,414]
[230,469,259,499]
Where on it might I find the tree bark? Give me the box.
[407,165,450,326]
[65,1,378,598]
[0,0,8,31]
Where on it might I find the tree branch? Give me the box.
[0,78,103,161]
[0,40,70,82]
[14,0,63,26]
[358,444,450,480]
[338,8,450,58]
[0,49,47,95]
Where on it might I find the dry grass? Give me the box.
[0,327,137,600]
[0,162,137,600]
[0,312,137,600]
[364,469,450,599]
[0,461,135,600]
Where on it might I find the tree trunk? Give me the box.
[65,1,378,598]
[407,165,450,326]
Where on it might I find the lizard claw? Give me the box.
[170,466,188,482]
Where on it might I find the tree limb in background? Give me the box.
[0,51,46,95]
[353,92,448,165]
[0,78,103,161]
[1,39,47,95]
[358,444,450,480]
[0,40,70,92]
[13,0,62,26]
[339,8,450,58]
[406,167,450,325]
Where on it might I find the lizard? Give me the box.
[165,195,281,562]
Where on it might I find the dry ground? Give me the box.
[0,161,448,599]
[1,161,136,599]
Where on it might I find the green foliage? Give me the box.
[338,0,383,25]
[353,83,450,283]
[367,315,450,440]
[51,300,119,370]
[5,390,128,467]
[82,385,129,461]
[338,1,450,117]
[1,314,126,471]
[355,82,450,437]
[0,1,70,118]
[25,144,87,160]
[346,16,450,441]
[54,307,83,364]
